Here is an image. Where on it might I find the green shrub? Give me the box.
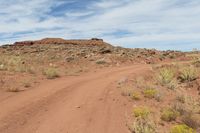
[179,67,198,82]
[133,107,151,118]
[143,88,157,99]
[131,92,141,100]
[43,68,60,79]
[161,108,179,122]
[170,124,196,133]
[131,117,156,133]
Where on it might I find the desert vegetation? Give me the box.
[0,38,199,133]
[120,57,200,133]
[0,38,186,93]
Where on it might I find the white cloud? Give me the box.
[65,11,93,17]
[0,0,200,50]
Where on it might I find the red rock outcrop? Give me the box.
[14,38,110,47]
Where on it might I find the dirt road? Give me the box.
[0,64,150,133]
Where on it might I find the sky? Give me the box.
[0,0,200,51]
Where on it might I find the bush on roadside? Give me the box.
[43,67,60,79]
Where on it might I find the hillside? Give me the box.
[1,38,199,133]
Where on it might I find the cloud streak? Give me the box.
[0,0,200,51]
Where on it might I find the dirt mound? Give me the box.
[14,38,111,47]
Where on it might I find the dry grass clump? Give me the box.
[143,88,157,99]
[173,96,199,115]
[178,66,198,82]
[192,58,200,67]
[176,94,186,104]
[0,55,35,74]
[156,67,179,90]
[172,95,200,130]
[170,124,196,133]
[182,114,200,130]
[172,102,186,116]
[166,80,179,90]
[130,117,156,133]
[131,92,141,100]
[154,91,164,102]
[133,107,151,118]
[160,108,179,122]
[7,87,21,92]
[43,67,60,79]
[157,67,175,85]
[95,59,107,64]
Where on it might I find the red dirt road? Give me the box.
[0,64,150,133]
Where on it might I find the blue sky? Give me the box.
[0,0,200,51]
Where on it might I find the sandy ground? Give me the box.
[0,64,150,133]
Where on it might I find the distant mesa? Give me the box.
[13,38,110,47]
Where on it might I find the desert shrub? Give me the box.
[173,96,200,116]
[172,102,186,115]
[182,113,200,129]
[0,55,35,74]
[95,59,107,64]
[170,124,195,133]
[131,117,156,133]
[14,64,32,73]
[192,58,200,67]
[157,68,175,85]
[161,108,179,122]
[133,107,151,118]
[179,67,198,82]
[43,68,60,79]
[143,88,157,99]
[166,80,179,90]
[0,64,6,71]
[156,67,179,90]
[131,92,141,100]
